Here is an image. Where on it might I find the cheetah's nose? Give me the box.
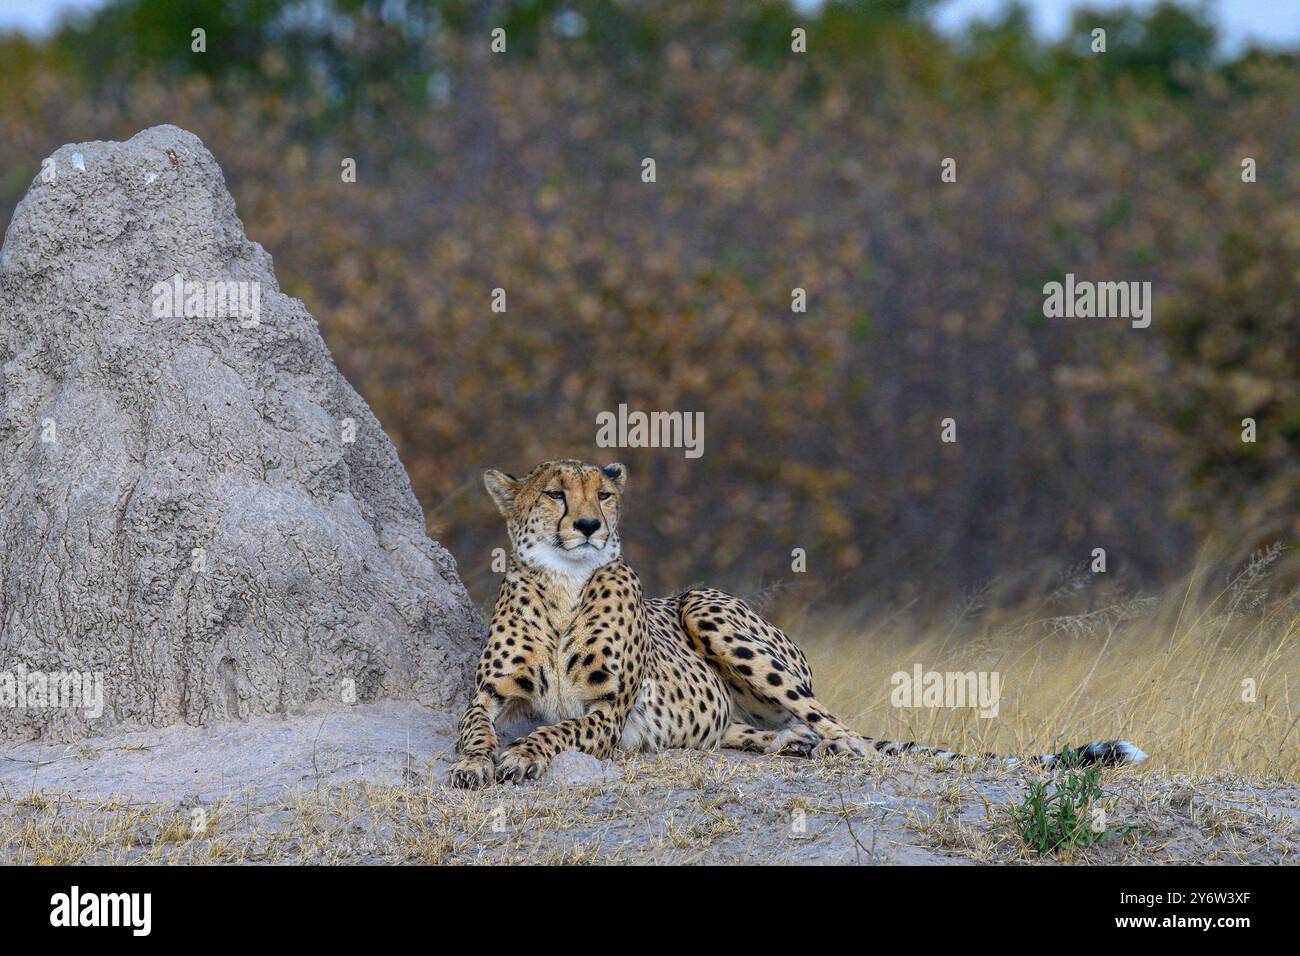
[573,518,602,537]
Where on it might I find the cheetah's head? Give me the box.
[484,459,627,577]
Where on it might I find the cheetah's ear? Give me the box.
[601,462,627,493]
[483,469,520,517]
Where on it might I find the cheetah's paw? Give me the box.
[496,746,550,784]
[813,734,869,758]
[764,723,820,756]
[448,753,497,789]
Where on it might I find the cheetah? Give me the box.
[448,459,1146,787]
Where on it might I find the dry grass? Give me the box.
[794,552,1299,781]
[1,750,1292,865]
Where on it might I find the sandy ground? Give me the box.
[0,702,1294,864]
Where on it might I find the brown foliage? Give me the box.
[2,36,1296,607]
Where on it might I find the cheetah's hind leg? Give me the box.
[681,588,871,758]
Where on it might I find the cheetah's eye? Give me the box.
[597,492,613,500]
[545,490,565,501]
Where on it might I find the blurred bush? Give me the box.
[1,0,1296,606]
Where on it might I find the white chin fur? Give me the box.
[525,540,618,578]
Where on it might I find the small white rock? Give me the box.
[71,153,85,171]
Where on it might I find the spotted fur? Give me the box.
[448,459,1146,788]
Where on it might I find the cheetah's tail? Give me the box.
[1032,739,1149,769]
[866,737,1148,769]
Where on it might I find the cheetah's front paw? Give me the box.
[449,753,496,789]
[496,745,551,784]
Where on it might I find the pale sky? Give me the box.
[928,0,1300,53]
[1,0,1297,54]
[0,0,100,34]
